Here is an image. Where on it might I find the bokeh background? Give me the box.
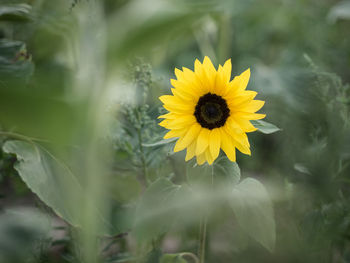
[0,0,350,262]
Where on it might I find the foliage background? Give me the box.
[0,0,350,262]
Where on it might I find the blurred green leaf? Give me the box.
[142,138,176,147]
[214,157,241,186]
[111,174,141,202]
[160,254,187,263]
[251,120,281,134]
[0,88,84,144]
[0,208,50,262]
[0,3,32,22]
[134,178,185,242]
[109,12,198,60]
[328,1,350,23]
[187,157,240,189]
[230,178,276,252]
[2,140,112,233]
[2,140,82,225]
[0,39,34,84]
[145,248,162,263]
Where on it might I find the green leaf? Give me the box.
[2,140,111,232]
[0,3,32,22]
[230,178,276,252]
[134,178,185,242]
[0,208,51,262]
[251,120,281,134]
[213,157,241,186]
[328,1,350,23]
[0,39,34,84]
[2,140,82,225]
[160,254,187,263]
[186,156,241,189]
[110,174,142,202]
[142,138,176,147]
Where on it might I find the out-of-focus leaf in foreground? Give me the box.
[230,178,276,252]
[160,253,187,263]
[0,39,34,84]
[134,178,186,242]
[0,3,32,22]
[328,0,350,23]
[2,140,112,233]
[0,208,50,263]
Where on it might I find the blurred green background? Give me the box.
[0,0,350,262]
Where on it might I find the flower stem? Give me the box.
[198,165,214,263]
[198,215,207,263]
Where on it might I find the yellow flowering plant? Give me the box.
[141,57,280,263]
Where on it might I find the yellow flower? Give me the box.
[158,57,265,165]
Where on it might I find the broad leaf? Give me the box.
[160,254,187,263]
[0,39,34,83]
[328,1,350,23]
[0,4,32,22]
[0,208,51,262]
[230,178,276,252]
[2,140,111,232]
[187,156,241,189]
[134,178,185,241]
[251,120,280,134]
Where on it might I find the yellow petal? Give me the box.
[161,115,196,129]
[205,149,215,165]
[237,68,250,91]
[196,128,210,155]
[209,129,221,161]
[203,56,216,77]
[220,129,236,162]
[232,136,251,155]
[239,100,265,113]
[171,88,193,101]
[174,123,201,152]
[170,79,198,97]
[215,65,227,96]
[185,140,196,161]
[194,59,210,94]
[221,59,232,84]
[214,59,232,96]
[159,120,169,128]
[234,112,266,120]
[196,152,207,165]
[164,129,186,139]
[233,118,257,132]
[158,112,184,119]
[202,56,217,92]
[224,117,244,135]
[226,91,258,108]
[163,103,194,114]
[174,67,182,79]
[224,68,251,97]
[159,95,195,108]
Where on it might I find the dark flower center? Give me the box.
[194,93,230,130]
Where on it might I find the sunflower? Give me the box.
[158,57,265,165]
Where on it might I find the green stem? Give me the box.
[198,165,214,263]
[198,215,207,263]
[136,109,148,186]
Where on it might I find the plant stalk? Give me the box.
[198,215,208,263]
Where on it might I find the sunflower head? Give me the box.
[158,57,265,165]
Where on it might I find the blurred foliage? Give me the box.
[0,0,349,262]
